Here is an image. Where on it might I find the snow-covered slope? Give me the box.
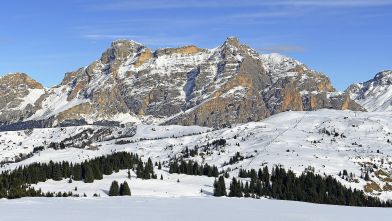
[2,197,391,221]
[348,70,392,111]
[1,109,392,199]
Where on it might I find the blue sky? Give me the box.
[1,0,391,90]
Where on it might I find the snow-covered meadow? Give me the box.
[1,196,391,221]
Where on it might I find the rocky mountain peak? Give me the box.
[0,72,44,89]
[0,72,46,126]
[220,36,247,51]
[224,36,240,46]
[373,70,392,84]
[347,70,392,112]
[101,39,145,64]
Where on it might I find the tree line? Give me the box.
[0,152,155,199]
[169,159,219,177]
[214,166,392,207]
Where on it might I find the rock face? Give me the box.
[0,73,46,125]
[0,37,364,128]
[347,70,392,112]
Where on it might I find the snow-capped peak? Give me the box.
[111,39,144,47]
[373,70,392,84]
[348,70,392,112]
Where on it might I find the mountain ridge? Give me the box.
[347,70,392,111]
[1,37,364,129]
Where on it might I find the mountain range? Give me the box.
[4,37,389,130]
[1,37,392,200]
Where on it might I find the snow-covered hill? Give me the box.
[1,109,392,200]
[348,70,392,111]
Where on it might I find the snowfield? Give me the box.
[0,196,391,221]
[32,169,217,198]
[1,109,392,200]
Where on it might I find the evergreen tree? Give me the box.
[51,162,62,181]
[365,172,370,181]
[213,176,227,197]
[228,177,242,197]
[109,181,119,196]
[92,163,103,180]
[244,181,250,197]
[119,181,131,196]
[72,164,82,181]
[82,164,94,183]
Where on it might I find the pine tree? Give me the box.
[228,177,242,197]
[213,179,220,196]
[244,181,250,197]
[72,164,82,181]
[51,163,62,181]
[213,176,227,197]
[109,180,119,196]
[92,163,103,180]
[83,164,94,183]
[119,181,131,196]
[365,172,370,181]
[103,163,113,175]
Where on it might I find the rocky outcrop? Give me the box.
[1,37,364,128]
[347,70,392,111]
[0,73,46,125]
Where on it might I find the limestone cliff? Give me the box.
[0,37,364,129]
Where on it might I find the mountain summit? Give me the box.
[347,70,392,111]
[0,37,363,129]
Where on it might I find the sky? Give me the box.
[1,0,391,90]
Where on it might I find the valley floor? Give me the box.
[0,196,391,221]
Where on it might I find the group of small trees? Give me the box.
[0,152,154,199]
[135,158,156,179]
[109,181,131,196]
[228,152,244,165]
[213,166,392,207]
[169,160,219,177]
